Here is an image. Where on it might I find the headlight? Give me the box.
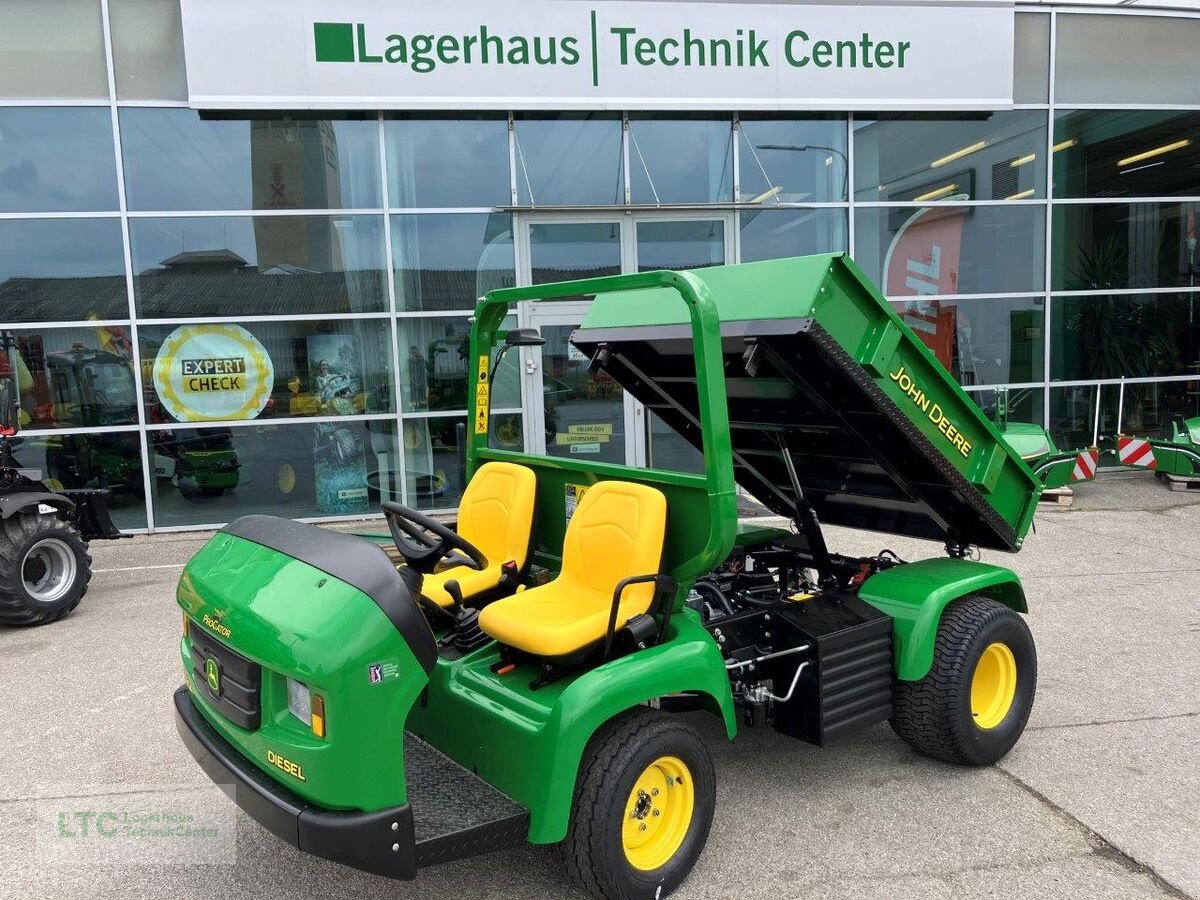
[286,677,326,738]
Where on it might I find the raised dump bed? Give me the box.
[570,253,1041,552]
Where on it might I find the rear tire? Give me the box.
[560,709,715,900]
[891,596,1036,765]
[0,512,92,626]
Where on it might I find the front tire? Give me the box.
[891,596,1036,765]
[560,709,715,900]
[0,512,92,626]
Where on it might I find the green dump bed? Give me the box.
[570,254,1041,552]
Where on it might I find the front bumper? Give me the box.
[173,686,417,880]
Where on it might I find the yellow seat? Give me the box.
[478,480,667,658]
[420,462,537,608]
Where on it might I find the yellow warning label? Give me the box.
[555,432,611,445]
[567,423,614,436]
[474,355,490,435]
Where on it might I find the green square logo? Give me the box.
[313,22,355,63]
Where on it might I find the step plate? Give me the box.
[405,734,529,867]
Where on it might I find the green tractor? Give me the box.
[0,339,125,627]
[174,254,1043,899]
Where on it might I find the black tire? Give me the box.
[560,709,716,900]
[0,512,92,627]
[891,596,1036,766]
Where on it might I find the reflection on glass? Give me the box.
[1054,111,1200,199]
[10,431,146,529]
[138,320,394,423]
[1049,384,1106,454]
[3,326,137,430]
[854,111,1047,202]
[151,420,399,527]
[515,113,623,206]
[636,220,725,272]
[385,115,510,208]
[130,215,387,317]
[120,109,382,210]
[392,213,515,311]
[1052,203,1200,291]
[402,417,468,510]
[967,387,1044,431]
[489,413,524,453]
[854,205,1045,296]
[529,221,621,285]
[1115,380,1200,437]
[541,324,626,466]
[738,114,847,202]
[1052,292,1200,381]
[891,296,1044,387]
[739,209,847,262]
[398,318,471,412]
[628,114,733,204]
[648,412,703,475]
[0,219,127,322]
[0,108,118,212]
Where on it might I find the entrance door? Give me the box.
[518,213,731,467]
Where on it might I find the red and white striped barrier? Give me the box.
[1071,449,1099,482]
[1117,436,1157,469]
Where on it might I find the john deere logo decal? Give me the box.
[205,657,221,694]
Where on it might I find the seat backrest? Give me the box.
[456,461,537,569]
[558,480,667,611]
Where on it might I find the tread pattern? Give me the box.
[890,595,1032,765]
[560,708,713,900]
[0,512,91,626]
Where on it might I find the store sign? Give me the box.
[180,0,1015,111]
[153,325,274,422]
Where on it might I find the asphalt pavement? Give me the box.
[1,468,1197,900]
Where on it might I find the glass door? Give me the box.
[517,213,732,467]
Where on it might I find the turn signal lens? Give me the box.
[311,694,326,739]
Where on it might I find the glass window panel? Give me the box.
[1052,292,1200,381]
[1056,14,1200,105]
[529,221,621,285]
[3,326,137,430]
[1117,380,1200,438]
[0,108,118,212]
[636,220,725,271]
[1052,203,1200,292]
[514,113,623,206]
[0,1,107,99]
[150,420,399,527]
[402,417,468,511]
[739,209,848,262]
[629,115,733,204]
[540,323,627,466]
[138,319,394,424]
[392,213,514,311]
[854,205,1046,296]
[892,296,1045,387]
[967,387,1044,432]
[397,314,519,414]
[738,114,847,203]
[385,115,509,208]
[110,0,188,101]
[0,219,127,322]
[854,111,1047,202]
[10,431,146,529]
[1013,13,1050,105]
[648,413,704,475]
[120,109,382,211]
[1053,111,1200,200]
[130,215,387,317]
[1050,384,1110,454]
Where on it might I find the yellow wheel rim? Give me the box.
[622,756,694,872]
[277,464,297,495]
[971,642,1018,730]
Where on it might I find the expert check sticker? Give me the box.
[369,659,403,684]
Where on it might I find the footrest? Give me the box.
[405,733,529,868]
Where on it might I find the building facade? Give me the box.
[2,0,1199,531]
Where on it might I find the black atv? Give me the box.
[0,375,125,626]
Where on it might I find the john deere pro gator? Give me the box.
[174,254,1043,900]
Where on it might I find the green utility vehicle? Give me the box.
[1113,418,1200,481]
[174,254,1043,900]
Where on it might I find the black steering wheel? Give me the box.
[381,501,488,575]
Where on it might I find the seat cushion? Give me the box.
[478,480,667,658]
[421,563,504,609]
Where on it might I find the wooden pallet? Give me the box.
[1164,474,1200,492]
[1039,486,1074,507]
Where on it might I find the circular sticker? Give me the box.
[153,325,274,422]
